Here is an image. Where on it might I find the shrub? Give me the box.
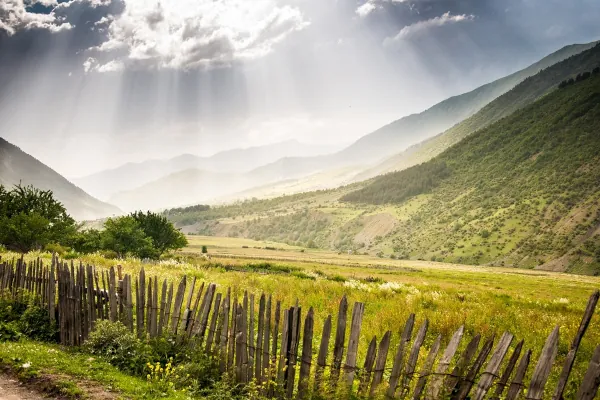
[0,321,22,341]
[84,320,152,375]
[44,242,69,256]
[202,245,208,254]
[18,305,58,342]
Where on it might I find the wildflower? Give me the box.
[22,362,31,369]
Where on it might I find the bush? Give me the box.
[84,320,152,376]
[44,242,69,256]
[202,245,208,254]
[0,321,23,342]
[18,305,58,342]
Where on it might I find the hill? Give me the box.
[243,41,598,184]
[357,42,600,180]
[0,138,120,220]
[166,63,600,274]
[74,140,336,201]
[341,67,600,273]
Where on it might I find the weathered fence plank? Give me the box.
[505,349,532,400]
[413,334,442,400]
[576,344,600,400]
[553,290,599,400]
[344,302,365,389]
[298,307,314,400]
[527,326,560,400]
[370,330,391,397]
[387,313,415,398]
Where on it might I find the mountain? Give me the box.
[341,66,600,273]
[74,140,337,201]
[243,41,599,184]
[108,161,363,212]
[109,169,247,212]
[165,59,600,274]
[357,41,600,180]
[0,138,120,220]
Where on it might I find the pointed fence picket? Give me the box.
[1,257,600,399]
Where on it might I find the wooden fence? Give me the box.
[1,255,600,399]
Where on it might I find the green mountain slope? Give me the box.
[246,41,598,184]
[358,42,600,180]
[343,69,600,273]
[167,65,600,275]
[0,138,120,220]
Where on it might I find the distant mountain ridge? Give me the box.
[0,138,120,220]
[357,41,600,180]
[74,140,337,201]
[99,41,599,213]
[239,41,599,184]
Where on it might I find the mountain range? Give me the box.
[164,43,600,274]
[0,138,120,220]
[73,140,339,201]
[79,41,599,212]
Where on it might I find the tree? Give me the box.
[202,245,208,254]
[71,229,103,254]
[101,216,156,259]
[131,211,188,254]
[0,184,77,253]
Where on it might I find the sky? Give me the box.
[1,0,600,178]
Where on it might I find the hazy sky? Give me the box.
[1,0,599,177]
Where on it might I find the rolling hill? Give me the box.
[74,140,338,201]
[166,60,600,274]
[0,138,120,220]
[340,66,600,273]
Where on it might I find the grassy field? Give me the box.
[3,238,600,397]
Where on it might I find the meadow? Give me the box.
[2,234,599,398]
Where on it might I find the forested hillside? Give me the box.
[343,68,600,272]
[359,42,600,180]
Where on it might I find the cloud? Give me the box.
[356,2,378,18]
[88,0,310,71]
[0,0,72,35]
[384,12,474,45]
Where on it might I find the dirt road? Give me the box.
[0,375,44,400]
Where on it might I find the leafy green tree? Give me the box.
[101,216,156,259]
[0,184,77,253]
[131,211,188,254]
[71,229,103,254]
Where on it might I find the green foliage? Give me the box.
[202,245,208,254]
[70,229,103,254]
[342,161,451,204]
[132,211,188,254]
[88,212,187,260]
[101,216,157,259]
[0,184,77,253]
[18,305,58,342]
[0,298,57,342]
[0,321,23,341]
[84,320,152,376]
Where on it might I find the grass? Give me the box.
[0,340,187,399]
[3,242,600,398]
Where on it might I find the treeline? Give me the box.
[341,161,451,204]
[558,66,600,88]
[0,184,187,259]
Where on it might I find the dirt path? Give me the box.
[0,375,45,400]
